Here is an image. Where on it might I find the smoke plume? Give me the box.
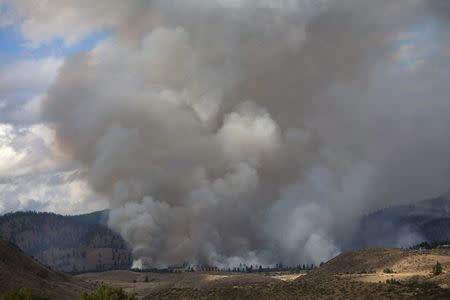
[42,0,450,267]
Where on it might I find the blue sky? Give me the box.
[0,25,109,64]
[390,19,439,70]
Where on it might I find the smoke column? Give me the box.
[42,0,450,267]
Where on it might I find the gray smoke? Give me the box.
[42,0,450,267]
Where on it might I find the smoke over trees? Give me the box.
[33,0,450,267]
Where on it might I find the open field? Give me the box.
[76,270,304,298]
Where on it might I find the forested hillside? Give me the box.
[349,195,450,249]
[0,211,132,273]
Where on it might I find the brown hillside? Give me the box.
[311,248,450,277]
[0,239,92,299]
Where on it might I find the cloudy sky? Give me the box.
[1,0,446,216]
[0,1,111,214]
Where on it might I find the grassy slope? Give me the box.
[0,239,92,299]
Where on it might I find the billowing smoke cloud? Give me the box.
[40,0,450,267]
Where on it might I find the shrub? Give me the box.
[383,268,395,274]
[433,261,442,276]
[0,288,49,300]
[80,284,136,300]
[358,269,376,274]
[386,278,400,285]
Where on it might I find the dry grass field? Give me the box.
[76,248,450,299]
[5,239,449,299]
[76,270,298,298]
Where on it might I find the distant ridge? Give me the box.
[67,209,110,226]
[0,210,132,273]
[349,194,450,249]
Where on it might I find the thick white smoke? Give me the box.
[40,0,450,267]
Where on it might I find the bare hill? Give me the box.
[312,248,450,277]
[0,239,91,299]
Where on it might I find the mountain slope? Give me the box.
[67,209,110,226]
[0,238,92,299]
[0,211,132,273]
[349,194,450,249]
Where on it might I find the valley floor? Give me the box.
[76,270,305,298]
[76,249,450,299]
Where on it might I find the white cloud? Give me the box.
[0,123,52,177]
[0,170,108,215]
[0,123,107,215]
[1,0,130,46]
[0,57,62,96]
[0,0,325,47]
[0,56,62,125]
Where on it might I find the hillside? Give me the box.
[0,211,132,273]
[349,194,450,249]
[0,244,447,299]
[312,248,450,276]
[67,210,110,226]
[0,238,92,299]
